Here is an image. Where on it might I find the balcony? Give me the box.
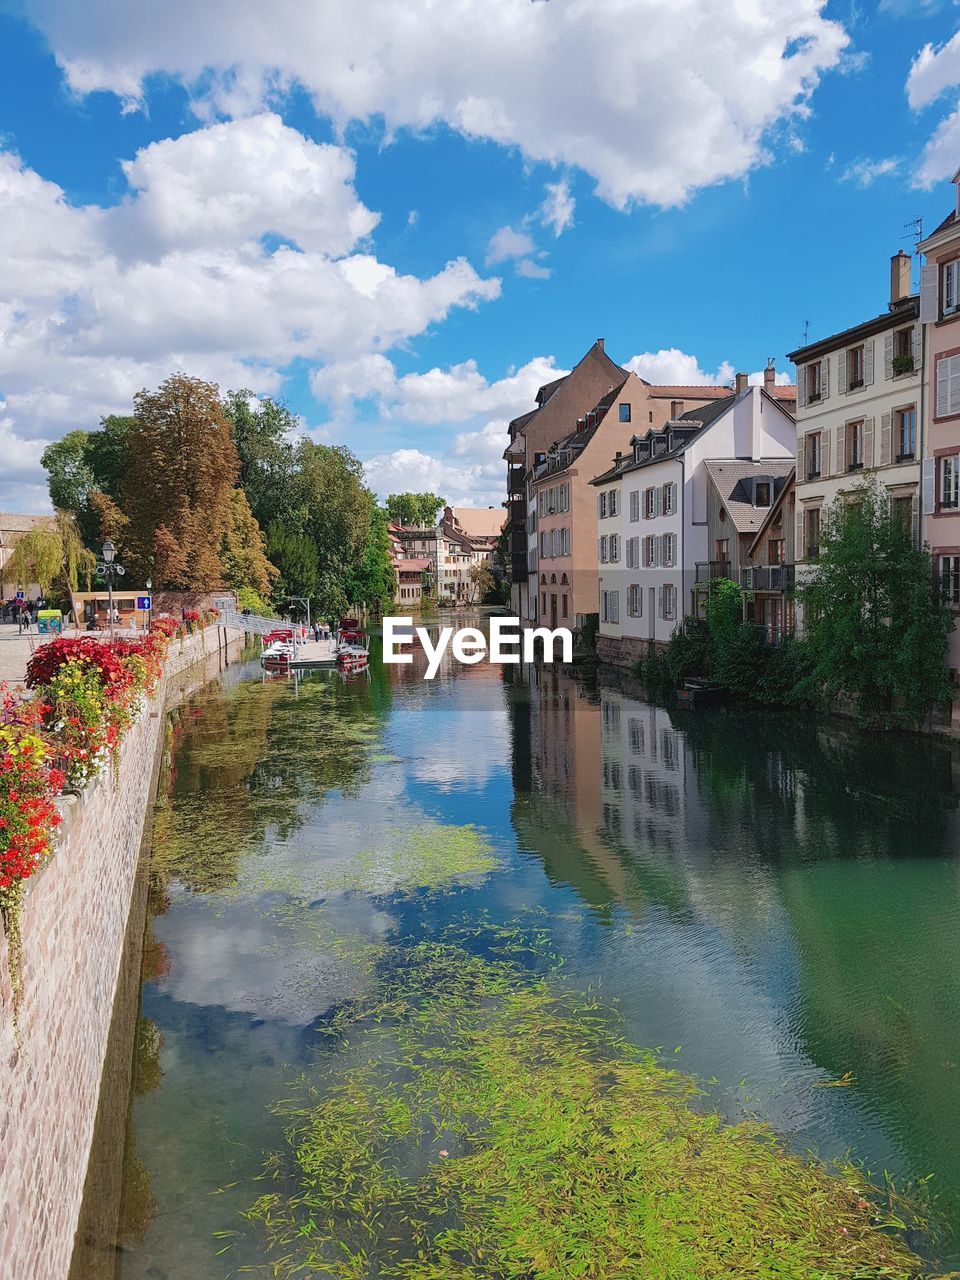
[695,561,732,584]
[740,565,795,592]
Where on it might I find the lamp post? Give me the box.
[145,577,153,635]
[96,540,125,642]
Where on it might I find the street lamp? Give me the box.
[96,540,125,642]
[145,578,153,634]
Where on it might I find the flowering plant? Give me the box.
[183,609,203,634]
[44,659,119,788]
[151,615,183,640]
[0,691,63,897]
[26,636,134,700]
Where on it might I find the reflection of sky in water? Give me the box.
[111,650,960,1279]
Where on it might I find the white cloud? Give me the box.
[25,0,849,209]
[485,225,535,265]
[0,119,500,508]
[839,156,900,187]
[625,348,735,386]
[515,258,551,280]
[907,31,960,110]
[363,439,506,509]
[539,180,575,236]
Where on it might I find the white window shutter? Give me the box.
[796,364,806,409]
[822,355,830,399]
[796,430,804,471]
[880,411,892,465]
[655,487,662,517]
[836,424,846,475]
[658,585,663,618]
[863,416,875,468]
[923,456,936,513]
[884,332,894,382]
[949,354,960,415]
[911,323,920,369]
[920,262,938,324]
[863,338,874,386]
[912,491,920,547]
[822,429,831,477]
[838,350,847,396]
[937,355,949,417]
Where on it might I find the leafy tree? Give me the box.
[296,442,371,589]
[123,375,239,588]
[705,577,762,695]
[800,476,953,727]
[221,490,277,597]
[385,492,445,527]
[1,513,96,600]
[41,417,134,548]
[222,390,300,530]
[235,586,276,617]
[346,506,396,615]
[468,561,495,603]
[266,523,319,604]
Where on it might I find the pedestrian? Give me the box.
[312,620,321,643]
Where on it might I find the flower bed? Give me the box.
[0,627,188,1013]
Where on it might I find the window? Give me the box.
[661,533,676,567]
[715,538,729,567]
[661,583,677,620]
[597,491,608,518]
[755,481,771,507]
[941,454,960,509]
[541,592,547,614]
[642,535,655,567]
[643,487,656,519]
[609,534,620,563]
[943,260,960,317]
[848,344,864,388]
[896,407,916,460]
[893,496,913,534]
[601,590,620,623]
[807,361,822,402]
[540,531,549,558]
[941,555,960,606]
[806,431,822,479]
[671,400,684,417]
[848,419,864,469]
[562,527,570,555]
[599,535,609,563]
[619,403,631,422]
[937,353,960,418]
[768,538,785,565]
[628,584,642,617]
[894,327,914,374]
[626,536,639,568]
[562,595,569,618]
[663,482,677,515]
[552,528,562,556]
[609,489,619,517]
[628,718,644,754]
[629,489,640,522]
[805,507,821,560]
[537,490,546,517]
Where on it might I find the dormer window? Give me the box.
[755,480,771,507]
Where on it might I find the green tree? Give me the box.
[222,390,300,530]
[41,417,134,549]
[266,522,319,604]
[346,506,396,615]
[2,513,96,600]
[800,477,953,727]
[296,442,370,590]
[221,490,277,597]
[86,415,134,503]
[123,375,239,588]
[705,576,761,695]
[385,492,445,527]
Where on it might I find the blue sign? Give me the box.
[15,590,24,601]
[136,595,152,610]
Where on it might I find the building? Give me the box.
[440,506,505,602]
[590,380,796,666]
[787,253,921,598]
[0,512,57,603]
[740,472,798,645]
[918,174,960,699]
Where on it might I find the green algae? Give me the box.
[245,936,944,1280]
[326,822,500,896]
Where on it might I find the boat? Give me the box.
[261,627,297,669]
[676,678,729,710]
[336,620,370,674]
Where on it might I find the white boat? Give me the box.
[261,640,295,668]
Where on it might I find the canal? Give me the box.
[76,621,960,1277]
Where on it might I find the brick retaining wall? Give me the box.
[0,625,244,1280]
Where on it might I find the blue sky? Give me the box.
[3,0,960,512]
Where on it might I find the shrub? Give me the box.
[665,618,712,687]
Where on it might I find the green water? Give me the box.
[84,625,960,1277]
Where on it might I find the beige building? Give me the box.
[788,253,921,592]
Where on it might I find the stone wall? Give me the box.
[596,633,653,669]
[0,625,244,1280]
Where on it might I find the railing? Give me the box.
[740,565,795,592]
[218,608,284,636]
[694,561,731,584]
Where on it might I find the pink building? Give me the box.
[919,173,960,700]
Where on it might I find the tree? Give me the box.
[123,375,239,588]
[468,561,495,603]
[346,506,396,615]
[2,513,95,600]
[41,418,134,549]
[385,492,445,527]
[222,390,300,530]
[266,523,319,604]
[800,477,953,727]
[221,490,277,598]
[296,442,371,589]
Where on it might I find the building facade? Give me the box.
[788,253,921,598]
[591,382,796,666]
[919,176,960,692]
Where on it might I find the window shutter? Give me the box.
[796,431,804,472]
[655,487,662,517]
[863,416,875,467]
[920,262,938,324]
[911,324,921,369]
[836,424,846,474]
[796,509,805,560]
[596,494,602,517]
[880,411,892,465]
[630,489,639,522]
[653,535,660,567]
[822,355,830,399]
[949,354,960,415]
[937,355,949,417]
[822,429,831,477]
[658,585,663,619]
[838,350,847,395]
[796,364,806,409]
[863,338,874,386]
[884,332,894,382]
[922,457,936,513]
[911,492,919,547]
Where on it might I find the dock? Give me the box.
[287,638,337,667]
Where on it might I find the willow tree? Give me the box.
[123,375,239,589]
[2,513,95,598]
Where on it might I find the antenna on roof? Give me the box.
[801,319,810,346]
[903,216,923,291]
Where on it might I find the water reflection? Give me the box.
[81,630,960,1278]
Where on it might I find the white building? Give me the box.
[590,382,796,666]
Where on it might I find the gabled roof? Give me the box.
[590,394,738,485]
[444,506,505,538]
[747,470,796,558]
[702,460,795,534]
[531,375,630,482]
[508,340,626,432]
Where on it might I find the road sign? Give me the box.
[15,590,24,601]
[137,595,152,611]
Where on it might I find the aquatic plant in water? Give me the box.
[246,935,940,1279]
[327,822,500,896]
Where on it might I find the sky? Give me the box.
[4,1,960,514]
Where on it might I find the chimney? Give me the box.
[735,372,749,394]
[890,250,911,307]
[764,358,776,391]
[597,337,605,351]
